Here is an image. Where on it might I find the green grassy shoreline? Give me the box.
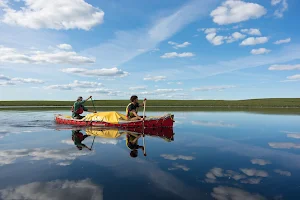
[1,98,300,107]
[1,99,300,115]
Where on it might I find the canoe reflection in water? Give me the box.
[70,127,175,158]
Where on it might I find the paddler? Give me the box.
[126,95,146,121]
[72,96,95,119]
[126,132,145,157]
[72,130,91,151]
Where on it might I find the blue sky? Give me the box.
[0,0,299,100]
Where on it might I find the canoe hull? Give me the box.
[55,114,174,128]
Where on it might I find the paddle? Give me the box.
[91,97,97,113]
[90,136,95,150]
[142,98,147,120]
[142,98,147,156]
[142,131,147,156]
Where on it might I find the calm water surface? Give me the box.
[0,110,300,200]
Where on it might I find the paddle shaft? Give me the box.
[91,97,97,112]
[91,136,95,150]
[142,99,146,156]
[142,99,146,119]
[142,133,146,156]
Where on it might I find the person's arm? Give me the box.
[83,135,89,140]
[86,96,92,101]
[128,132,141,143]
[82,143,92,150]
[140,98,147,107]
[128,104,141,119]
[132,134,142,143]
[78,96,92,105]
[131,110,141,118]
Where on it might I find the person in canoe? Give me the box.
[72,96,96,119]
[126,132,145,157]
[72,130,92,151]
[126,95,146,121]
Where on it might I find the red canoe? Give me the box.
[55,113,175,128]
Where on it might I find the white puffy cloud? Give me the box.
[0,82,15,86]
[240,168,269,177]
[274,169,291,176]
[0,130,9,139]
[45,80,103,90]
[225,170,247,181]
[251,48,271,55]
[167,82,183,85]
[168,41,191,49]
[210,0,266,25]
[0,179,103,200]
[134,88,185,98]
[211,186,266,200]
[0,148,91,166]
[201,28,218,34]
[0,45,95,65]
[226,32,246,43]
[241,28,262,36]
[274,38,291,44]
[168,163,190,171]
[269,142,300,149]
[204,167,267,186]
[0,74,10,81]
[0,0,8,8]
[209,168,224,178]
[281,74,300,82]
[61,139,74,145]
[287,134,300,139]
[61,67,128,77]
[1,0,104,30]
[160,154,195,161]
[251,159,271,166]
[273,0,288,18]
[272,0,282,5]
[192,85,236,91]
[192,121,236,128]
[269,64,300,70]
[0,74,44,86]
[57,44,72,50]
[202,28,246,45]
[160,52,195,58]
[129,86,147,90]
[11,78,43,84]
[287,74,300,80]
[143,76,166,82]
[155,89,183,93]
[240,178,262,185]
[205,32,225,45]
[240,37,269,46]
[281,131,300,139]
[86,88,121,96]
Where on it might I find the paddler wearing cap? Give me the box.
[71,96,96,119]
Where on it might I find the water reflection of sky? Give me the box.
[0,111,300,200]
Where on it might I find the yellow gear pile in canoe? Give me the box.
[82,111,127,124]
[85,128,124,138]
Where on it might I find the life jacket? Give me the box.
[72,132,84,144]
[125,103,132,117]
[125,103,138,117]
[71,104,84,114]
[126,134,138,150]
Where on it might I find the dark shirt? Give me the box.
[127,103,139,117]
